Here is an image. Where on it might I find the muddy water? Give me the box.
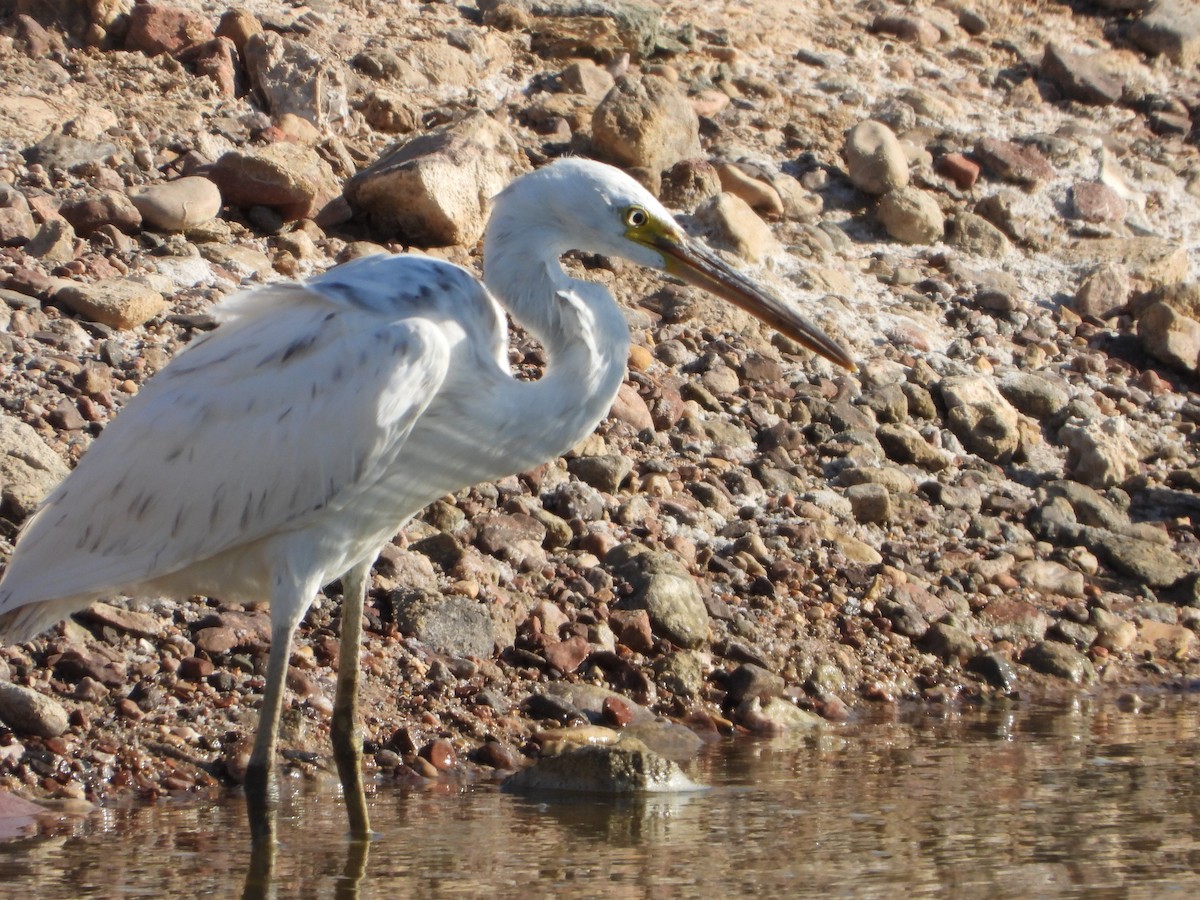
[2,694,1199,898]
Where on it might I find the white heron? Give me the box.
[0,158,854,846]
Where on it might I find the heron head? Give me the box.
[556,159,856,371]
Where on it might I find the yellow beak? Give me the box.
[652,233,856,372]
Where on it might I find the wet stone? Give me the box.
[922,622,975,661]
[966,652,1019,691]
[504,738,703,794]
[1023,640,1095,683]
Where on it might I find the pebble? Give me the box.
[244,31,348,128]
[130,177,222,232]
[125,3,213,56]
[1074,262,1129,318]
[1137,302,1200,372]
[949,212,1009,258]
[935,153,980,190]
[844,120,909,196]
[876,187,945,244]
[1128,0,1200,65]
[61,191,142,237]
[55,279,166,330]
[1070,181,1127,224]
[975,138,1054,185]
[692,192,780,263]
[939,375,1021,464]
[846,482,892,524]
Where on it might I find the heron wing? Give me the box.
[0,282,451,609]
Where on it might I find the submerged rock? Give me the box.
[503,738,705,793]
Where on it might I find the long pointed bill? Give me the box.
[654,234,856,371]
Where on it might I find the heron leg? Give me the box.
[331,559,372,837]
[245,572,314,848]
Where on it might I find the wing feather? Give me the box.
[0,282,451,612]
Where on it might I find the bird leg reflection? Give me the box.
[332,560,371,837]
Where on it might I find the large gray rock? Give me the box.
[503,738,703,793]
[607,545,709,649]
[0,682,69,738]
[1129,0,1200,64]
[344,113,527,247]
[387,589,496,659]
[591,74,701,173]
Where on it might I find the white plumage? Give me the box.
[0,158,853,848]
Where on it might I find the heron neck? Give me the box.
[485,235,631,461]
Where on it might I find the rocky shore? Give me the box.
[2,0,1200,809]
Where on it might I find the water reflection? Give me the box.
[2,695,1199,898]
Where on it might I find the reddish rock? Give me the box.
[976,138,1054,186]
[1040,43,1124,106]
[79,601,162,639]
[115,698,144,720]
[125,4,214,57]
[421,738,457,772]
[474,513,547,555]
[543,635,591,674]
[609,382,655,431]
[192,610,271,654]
[473,740,520,769]
[59,192,141,237]
[178,657,215,680]
[610,608,655,654]
[209,143,341,221]
[935,152,980,190]
[181,37,239,98]
[601,696,634,727]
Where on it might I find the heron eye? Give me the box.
[624,206,649,228]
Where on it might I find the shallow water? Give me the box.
[2,694,1200,898]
